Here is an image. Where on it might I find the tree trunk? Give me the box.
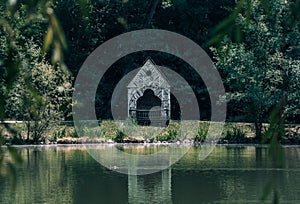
[26,121,30,143]
[255,122,263,142]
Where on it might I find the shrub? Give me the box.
[114,131,125,143]
[5,43,72,143]
[99,120,125,142]
[11,134,24,145]
[70,129,79,138]
[194,122,209,143]
[99,120,119,139]
[53,126,67,140]
[156,121,179,141]
[224,125,246,143]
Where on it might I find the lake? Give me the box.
[1,145,300,203]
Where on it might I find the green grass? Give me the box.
[1,120,300,144]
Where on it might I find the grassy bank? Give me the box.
[1,120,300,145]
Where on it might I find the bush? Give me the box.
[224,125,246,143]
[156,121,179,141]
[5,42,72,143]
[99,120,125,142]
[99,120,119,139]
[11,134,24,145]
[194,122,209,143]
[53,126,66,140]
[70,129,79,138]
[114,131,125,143]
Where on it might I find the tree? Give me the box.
[212,0,300,140]
[52,0,237,120]
[5,41,72,143]
[0,1,72,143]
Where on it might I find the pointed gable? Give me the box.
[127,59,170,89]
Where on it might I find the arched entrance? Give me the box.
[127,59,171,126]
[136,89,162,125]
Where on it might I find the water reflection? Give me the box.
[128,169,172,204]
[1,145,300,203]
[86,144,191,175]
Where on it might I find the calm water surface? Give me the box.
[1,145,300,203]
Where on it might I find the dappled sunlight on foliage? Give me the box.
[0,0,299,202]
[212,0,300,140]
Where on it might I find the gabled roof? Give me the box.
[127,58,170,89]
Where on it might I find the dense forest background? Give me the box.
[0,0,300,140]
[54,0,236,121]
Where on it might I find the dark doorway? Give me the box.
[136,89,161,125]
[170,93,181,120]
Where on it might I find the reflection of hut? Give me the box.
[127,59,171,126]
[128,168,172,203]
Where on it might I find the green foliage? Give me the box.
[224,125,247,143]
[52,0,236,119]
[0,1,71,143]
[156,122,179,141]
[11,134,24,145]
[264,98,285,166]
[194,122,209,143]
[53,126,66,140]
[0,0,68,68]
[70,129,78,138]
[5,42,72,143]
[212,0,300,140]
[114,131,125,143]
[99,120,125,142]
[83,127,102,138]
[208,0,300,46]
[99,120,119,139]
[261,98,285,203]
[0,3,67,130]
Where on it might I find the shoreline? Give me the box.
[2,142,300,148]
[1,121,300,146]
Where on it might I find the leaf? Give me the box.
[270,134,284,167]
[206,0,246,46]
[50,14,67,50]
[211,0,245,35]
[205,31,230,48]
[52,41,62,64]
[43,26,53,52]
[261,179,272,201]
